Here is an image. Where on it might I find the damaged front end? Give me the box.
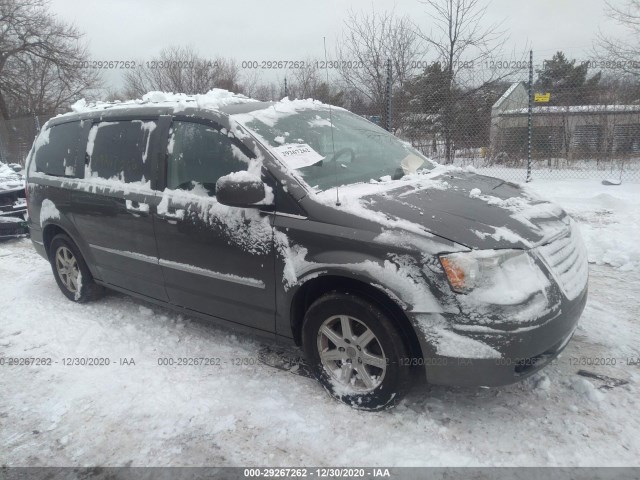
[409,220,588,387]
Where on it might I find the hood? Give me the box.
[327,170,570,250]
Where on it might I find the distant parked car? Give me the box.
[25,91,588,410]
[0,162,28,238]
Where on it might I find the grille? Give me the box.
[536,222,589,301]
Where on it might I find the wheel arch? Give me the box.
[289,274,424,364]
[42,223,69,258]
[41,221,101,281]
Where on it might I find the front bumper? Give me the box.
[409,286,587,387]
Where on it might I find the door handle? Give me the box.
[159,210,184,220]
[125,200,150,215]
[157,206,185,222]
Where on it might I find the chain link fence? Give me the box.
[2,50,639,185]
[369,52,640,183]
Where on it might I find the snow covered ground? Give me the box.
[1,178,639,467]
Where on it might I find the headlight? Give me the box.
[439,249,549,303]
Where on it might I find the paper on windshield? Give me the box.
[273,143,324,169]
[401,153,425,174]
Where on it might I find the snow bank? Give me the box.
[527,179,640,271]
[570,377,605,403]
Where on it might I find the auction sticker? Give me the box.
[273,143,324,169]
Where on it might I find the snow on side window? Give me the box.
[166,121,253,197]
[86,120,157,184]
[33,121,83,178]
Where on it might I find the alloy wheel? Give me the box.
[317,314,387,392]
[55,246,79,293]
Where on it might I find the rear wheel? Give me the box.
[49,233,104,302]
[302,292,412,410]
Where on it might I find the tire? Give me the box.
[49,233,104,303]
[302,292,412,411]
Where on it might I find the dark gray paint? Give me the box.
[26,102,588,388]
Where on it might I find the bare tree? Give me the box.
[3,53,100,116]
[596,0,640,77]
[250,82,279,102]
[336,8,425,111]
[419,0,506,83]
[288,59,322,98]
[418,0,508,163]
[0,0,99,118]
[123,46,243,97]
[284,59,344,105]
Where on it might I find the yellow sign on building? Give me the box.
[535,93,551,103]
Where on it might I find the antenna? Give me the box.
[323,36,340,206]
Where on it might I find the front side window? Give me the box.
[34,121,83,177]
[87,120,157,183]
[166,121,251,197]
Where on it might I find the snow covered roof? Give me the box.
[65,89,259,117]
[500,104,640,116]
[492,82,527,111]
[57,90,342,124]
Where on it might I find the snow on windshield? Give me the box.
[233,99,435,191]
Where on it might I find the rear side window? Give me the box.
[33,121,83,177]
[87,120,157,184]
[166,121,252,196]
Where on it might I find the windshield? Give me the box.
[234,106,434,191]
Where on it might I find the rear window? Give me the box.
[33,121,83,177]
[87,120,157,184]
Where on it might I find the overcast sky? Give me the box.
[48,0,631,87]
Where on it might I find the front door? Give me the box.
[153,119,276,331]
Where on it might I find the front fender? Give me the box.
[273,224,447,338]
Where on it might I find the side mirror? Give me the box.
[216,172,272,208]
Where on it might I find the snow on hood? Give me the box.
[315,166,570,251]
[314,164,455,237]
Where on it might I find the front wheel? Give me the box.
[49,233,104,302]
[302,293,412,410]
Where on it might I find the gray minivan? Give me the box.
[26,91,588,410]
